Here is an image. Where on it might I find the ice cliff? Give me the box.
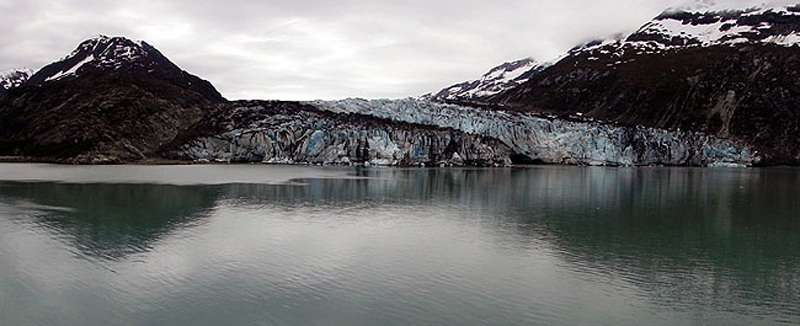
[309,99,759,166]
[165,101,512,166]
[166,99,759,167]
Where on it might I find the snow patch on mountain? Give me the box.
[615,4,800,55]
[641,8,798,44]
[45,55,95,82]
[669,0,799,13]
[570,38,617,52]
[30,35,155,83]
[540,4,800,70]
[0,68,33,89]
[424,58,541,101]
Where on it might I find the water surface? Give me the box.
[0,164,798,325]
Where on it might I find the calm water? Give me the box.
[0,164,799,326]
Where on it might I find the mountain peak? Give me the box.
[27,35,167,84]
[0,68,33,90]
[426,2,800,104]
[568,35,626,53]
[491,57,536,72]
[424,57,541,102]
[19,35,224,103]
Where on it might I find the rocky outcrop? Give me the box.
[163,101,512,166]
[309,98,759,166]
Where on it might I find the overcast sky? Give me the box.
[0,0,787,100]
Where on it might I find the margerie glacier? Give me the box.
[165,99,757,167]
[2,4,800,166]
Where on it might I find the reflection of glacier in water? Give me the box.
[0,165,798,326]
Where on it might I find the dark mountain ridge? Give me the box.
[0,35,225,163]
[25,36,222,101]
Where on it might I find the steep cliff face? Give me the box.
[163,101,512,166]
[309,99,759,166]
[485,6,800,164]
[162,98,758,167]
[0,36,225,163]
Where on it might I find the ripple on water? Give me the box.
[0,165,799,326]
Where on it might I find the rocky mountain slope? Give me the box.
[0,35,224,163]
[432,5,800,164]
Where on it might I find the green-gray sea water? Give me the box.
[0,164,798,325]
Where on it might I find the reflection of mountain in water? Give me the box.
[499,168,800,316]
[0,182,220,260]
[223,168,800,316]
[1,167,798,317]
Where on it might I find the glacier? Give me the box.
[165,101,512,167]
[308,98,760,166]
[166,99,760,167]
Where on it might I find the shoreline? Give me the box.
[0,156,777,168]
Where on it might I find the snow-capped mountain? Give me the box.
[27,35,161,83]
[488,3,800,164]
[430,4,800,103]
[423,58,542,102]
[670,0,798,14]
[617,4,800,52]
[24,35,222,101]
[0,68,33,90]
[0,35,224,163]
[557,4,800,60]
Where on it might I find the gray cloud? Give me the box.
[0,0,784,100]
